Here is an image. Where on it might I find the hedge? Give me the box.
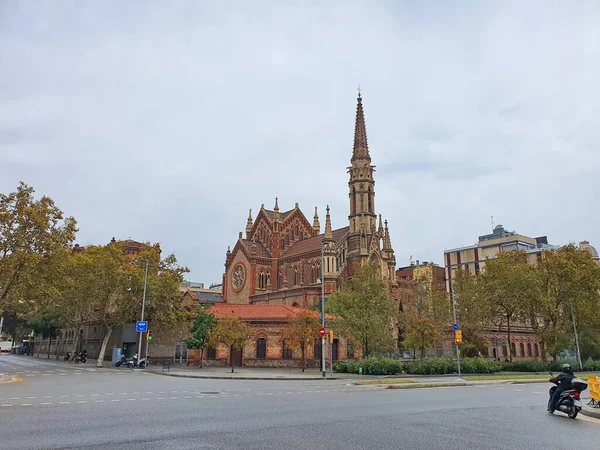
[333,358,600,375]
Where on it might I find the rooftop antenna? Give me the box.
[491,216,494,229]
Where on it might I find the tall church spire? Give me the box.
[352,89,370,164]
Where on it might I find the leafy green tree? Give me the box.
[282,310,321,371]
[185,305,216,367]
[326,263,398,358]
[452,269,489,357]
[208,316,249,373]
[399,281,450,359]
[0,182,77,312]
[479,251,540,362]
[529,245,600,361]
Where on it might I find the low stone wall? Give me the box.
[243,358,320,368]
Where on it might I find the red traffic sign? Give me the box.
[319,327,326,337]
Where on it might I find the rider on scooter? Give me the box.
[548,363,576,413]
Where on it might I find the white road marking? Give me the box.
[513,389,524,392]
[44,396,53,398]
[41,402,52,405]
[26,396,37,399]
[25,375,34,377]
[59,401,70,404]
[94,400,104,403]
[170,397,179,399]
[21,404,32,406]
[9,397,20,400]
[91,394,100,396]
[110,399,120,402]
[532,391,544,394]
[126,399,136,401]
[60,395,69,398]
[184,396,191,399]
[145,391,153,394]
[42,374,51,376]
[78,401,87,404]
[157,397,165,400]
[495,387,505,390]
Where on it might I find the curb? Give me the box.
[384,382,468,390]
[581,403,600,420]
[150,372,339,381]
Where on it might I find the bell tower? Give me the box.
[347,90,377,259]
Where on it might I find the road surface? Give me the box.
[0,355,597,449]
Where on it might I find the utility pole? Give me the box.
[137,260,149,366]
[321,243,326,378]
[571,309,583,370]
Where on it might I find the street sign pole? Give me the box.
[449,275,461,377]
[320,243,326,378]
[137,260,149,364]
[329,336,333,377]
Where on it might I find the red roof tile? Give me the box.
[281,227,349,259]
[263,209,295,222]
[241,239,271,258]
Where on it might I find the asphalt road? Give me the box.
[0,355,598,450]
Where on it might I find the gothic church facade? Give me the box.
[223,94,397,306]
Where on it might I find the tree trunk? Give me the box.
[301,344,306,372]
[507,315,513,362]
[47,336,51,358]
[72,329,81,354]
[97,325,112,368]
[199,348,204,368]
[230,345,234,373]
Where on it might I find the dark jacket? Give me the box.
[550,372,575,390]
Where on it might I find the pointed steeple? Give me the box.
[383,219,392,250]
[246,209,253,238]
[352,88,370,163]
[324,205,333,240]
[378,214,384,234]
[312,206,320,234]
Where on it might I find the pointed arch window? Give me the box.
[360,194,364,212]
[368,186,372,213]
[266,272,271,287]
[352,187,357,215]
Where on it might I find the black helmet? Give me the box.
[562,363,572,373]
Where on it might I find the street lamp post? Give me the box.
[449,275,461,378]
[137,259,149,366]
[321,243,326,378]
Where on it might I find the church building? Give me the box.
[223,92,397,309]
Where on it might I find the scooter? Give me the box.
[115,354,135,368]
[132,353,149,369]
[73,350,87,363]
[548,373,588,419]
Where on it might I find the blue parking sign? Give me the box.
[453,323,459,331]
[136,321,148,333]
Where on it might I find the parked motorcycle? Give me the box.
[64,352,72,361]
[548,374,588,419]
[115,354,135,368]
[73,350,87,363]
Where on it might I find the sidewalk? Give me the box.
[581,399,600,419]
[150,365,468,383]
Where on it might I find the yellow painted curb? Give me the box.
[0,376,22,384]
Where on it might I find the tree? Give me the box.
[399,281,450,359]
[282,310,321,371]
[479,251,540,362]
[326,263,398,358]
[452,269,489,357]
[91,242,189,367]
[185,305,216,367]
[208,316,248,373]
[0,182,77,312]
[529,245,600,362]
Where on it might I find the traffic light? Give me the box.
[147,330,152,341]
[455,329,462,344]
[329,330,334,342]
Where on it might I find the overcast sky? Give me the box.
[1,1,599,285]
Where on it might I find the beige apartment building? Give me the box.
[443,224,559,292]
